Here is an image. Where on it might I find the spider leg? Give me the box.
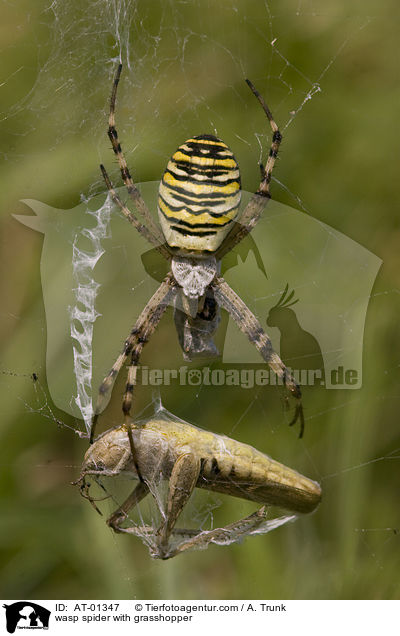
[216,194,269,261]
[245,79,282,198]
[216,79,282,260]
[121,277,177,420]
[106,63,167,248]
[211,276,305,437]
[100,164,171,260]
[90,273,177,443]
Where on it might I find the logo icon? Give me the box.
[3,602,50,633]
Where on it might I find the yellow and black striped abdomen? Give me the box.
[158,135,241,253]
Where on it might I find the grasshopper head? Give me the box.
[73,427,136,515]
[78,426,134,480]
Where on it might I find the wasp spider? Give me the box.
[91,64,304,444]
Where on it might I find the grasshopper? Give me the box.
[77,410,321,559]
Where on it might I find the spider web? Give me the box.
[1,0,399,600]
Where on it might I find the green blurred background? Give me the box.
[1,0,399,599]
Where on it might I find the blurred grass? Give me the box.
[1,0,400,599]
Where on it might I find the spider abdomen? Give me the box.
[158,134,241,253]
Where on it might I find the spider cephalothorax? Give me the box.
[91,64,303,443]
